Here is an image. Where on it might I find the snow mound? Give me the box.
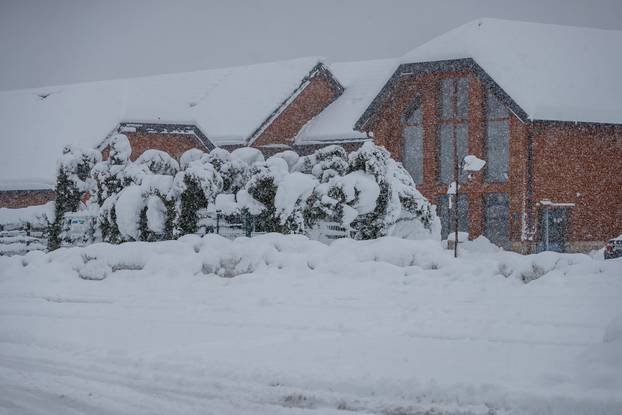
[0,201,55,227]
[604,314,622,343]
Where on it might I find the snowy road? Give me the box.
[1,235,621,414]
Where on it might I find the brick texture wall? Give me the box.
[0,190,56,208]
[531,122,622,246]
[252,74,340,148]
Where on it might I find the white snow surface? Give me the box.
[401,18,622,124]
[1,234,621,414]
[0,58,320,190]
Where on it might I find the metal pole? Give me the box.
[544,208,549,251]
[245,211,252,238]
[454,131,459,258]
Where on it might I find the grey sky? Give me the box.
[1,0,621,90]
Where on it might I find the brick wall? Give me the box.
[530,122,622,247]
[0,190,56,208]
[252,74,341,148]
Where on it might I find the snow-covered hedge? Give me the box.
[48,137,438,248]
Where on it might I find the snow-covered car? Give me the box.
[604,235,622,260]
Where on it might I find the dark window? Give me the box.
[438,77,469,184]
[404,96,423,125]
[485,90,509,182]
[440,77,469,120]
[456,77,469,119]
[438,124,468,184]
[437,194,469,240]
[402,96,424,184]
[484,192,509,247]
[486,90,508,119]
[403,126,423,184]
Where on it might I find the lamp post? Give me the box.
[449,154,486,258]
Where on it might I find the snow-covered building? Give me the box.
[0,57,391,208]
[1,18,621,253]
[355,18,622,253]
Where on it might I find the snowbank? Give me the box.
[0,234,621,414]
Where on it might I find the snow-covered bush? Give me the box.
[293,145,348,183]
[135,150,180,176]
[48,138,436,247]
[206,148,249,194]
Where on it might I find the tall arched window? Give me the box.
[402,95,423,184]
[485,90,509,182]
[438,77,469,184]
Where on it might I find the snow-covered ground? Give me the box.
[0,234,621,414]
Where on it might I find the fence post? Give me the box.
[245,211,252,238]
[216,212,220,235]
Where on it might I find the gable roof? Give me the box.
[295,58,397,144]
[357,18,622,129]
[0,57,324,190]
[248,62,344,145]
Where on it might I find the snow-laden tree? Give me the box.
[48,145,101,250]
[274,172,318,234]
[92,134,139,243]
[241,158,288,233]
[170,158,223,235]
[346,142,435,240]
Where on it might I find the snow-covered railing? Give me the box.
[196,210,252,240]
[306,221,354,244]
[0,223,48,256]
[0,202,53,256]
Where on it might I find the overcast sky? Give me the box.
[1,0,621,90]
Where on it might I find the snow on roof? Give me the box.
[401,18,622,124]
[295,59,397,143]
[0,58,320,190]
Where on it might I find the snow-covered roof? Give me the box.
[399,18,622,124]
[295,59,397,144]
[0,58,321,190]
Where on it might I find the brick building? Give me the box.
[355,19,622,253]
[1,18,620,253]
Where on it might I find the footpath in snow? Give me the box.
[0,234,621,415]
